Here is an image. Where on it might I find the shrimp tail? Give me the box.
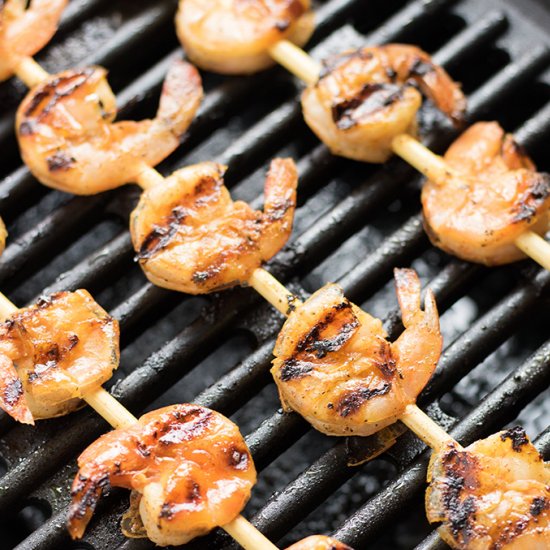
[393,268,421,327]
[67,466,111,539]
[0,354,34,424]
[423,289,440,332]
[156,59,203,139]
[263,158,298,231]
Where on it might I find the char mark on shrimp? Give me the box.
[47,150,76,172]
[336,382,392,417]
[332,83,404,130]
[158,408,213,444]
[439,446,479,544]
[500,426,529,452]
[511,173,550,223]
[280,358,315,381]
[137,206,187,260]
[228,446,250,471]
[296,300,359,359]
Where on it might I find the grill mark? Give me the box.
[158,409,213,444]
[280,358,314,381]
[336,382,391,417]
[46,150,75,172]
[530,496,547,517]
[408,57,435,77]
[228,446,250,471]
[375,341,396,379]
[500,426,529,452]
[23,69,95,119]
[3,378,23,407]
[70,473,110,521]
[439,447,479,544]
[511,173,550,223]
[332,83,404,130]
[137,206,187,260]
[18,121,35,136]
[319,49,373,80]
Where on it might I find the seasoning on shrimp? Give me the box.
[16,60,203,194]
[0,0,67,81]
[422,121,550,265]
[426,428,550,549]
[68,404,256,547]
[301,45,466,162]
[271,268,442,436]
[130,158,298,294]
[175,0,315,74]
[0,290,119,424]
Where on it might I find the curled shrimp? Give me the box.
[175,0,315,74]
[271,268,442,436]
[0,290,119,424]
[68,404,256,546]
[130,158,298,294]
[0,0,67,81]
[16,59,203,195]
[426,427,550,549]
[301,44,466,163]
[422,121,550,265]
[286,535,354,549]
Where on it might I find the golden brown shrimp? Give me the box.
[130,158,298,294]
[286,535,354,549]
[0,217,6,256]
[0,290,119,424]
[271,268,442,436]
[426,427,550,549]
[422,121,550,265]
[0,0,67,81]
[16,59,203,195]
[175,0,315,74]
[301,44,466,163]
[68,404,256,546]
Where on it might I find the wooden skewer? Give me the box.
[391,134,550,272]
[268,40,321,86]
[0,291,278,550]
[13,56,50,87]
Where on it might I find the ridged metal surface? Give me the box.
[0,0,549,548]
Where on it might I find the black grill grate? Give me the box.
[0,0,550,549]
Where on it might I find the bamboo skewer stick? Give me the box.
[0,291,278,550]
[391,134,550,272]
[268,40,321,86]
[13,56,50,87]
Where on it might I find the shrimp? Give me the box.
[301,44,466,163]
[286,535,354,549]
[67,404,256,546]
[422,121,550,265]
[0,0,67,81]
[271,268,442,437]
[0,217,6,255]
[175,0,315,74]
[130,158,298,294]
[426,427,550,549]
[16,59,203,195]
[0,290,119,424]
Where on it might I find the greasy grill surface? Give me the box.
[0,0,549,549]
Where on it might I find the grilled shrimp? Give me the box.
[131,158,298,294]
[0,0,67,81]
[0,290,119,424]
[271,268,442,436]
[68,404,256,546]
[16,59,203,194]
[175,0,315,74]
[301,45,466,163]
[286,535,354,549]
[426,427,550,549]
[0,217,6,255]
[422,121,550,265]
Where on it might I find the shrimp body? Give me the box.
[426,428,550,549]
[422,122,550,265]
[0,290,119,424]
[271,268,442,436]
[0,217,6,255]
[286,535,354,549]
[175,0,314,74]
[131,158,298,294]
[0,0,67,81]
[68,404,256,546]
[16,60,203,194]
[301,45,466,162]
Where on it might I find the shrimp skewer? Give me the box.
[0,292,277,549]
[0,0,67,86]
[391,128,550,272]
